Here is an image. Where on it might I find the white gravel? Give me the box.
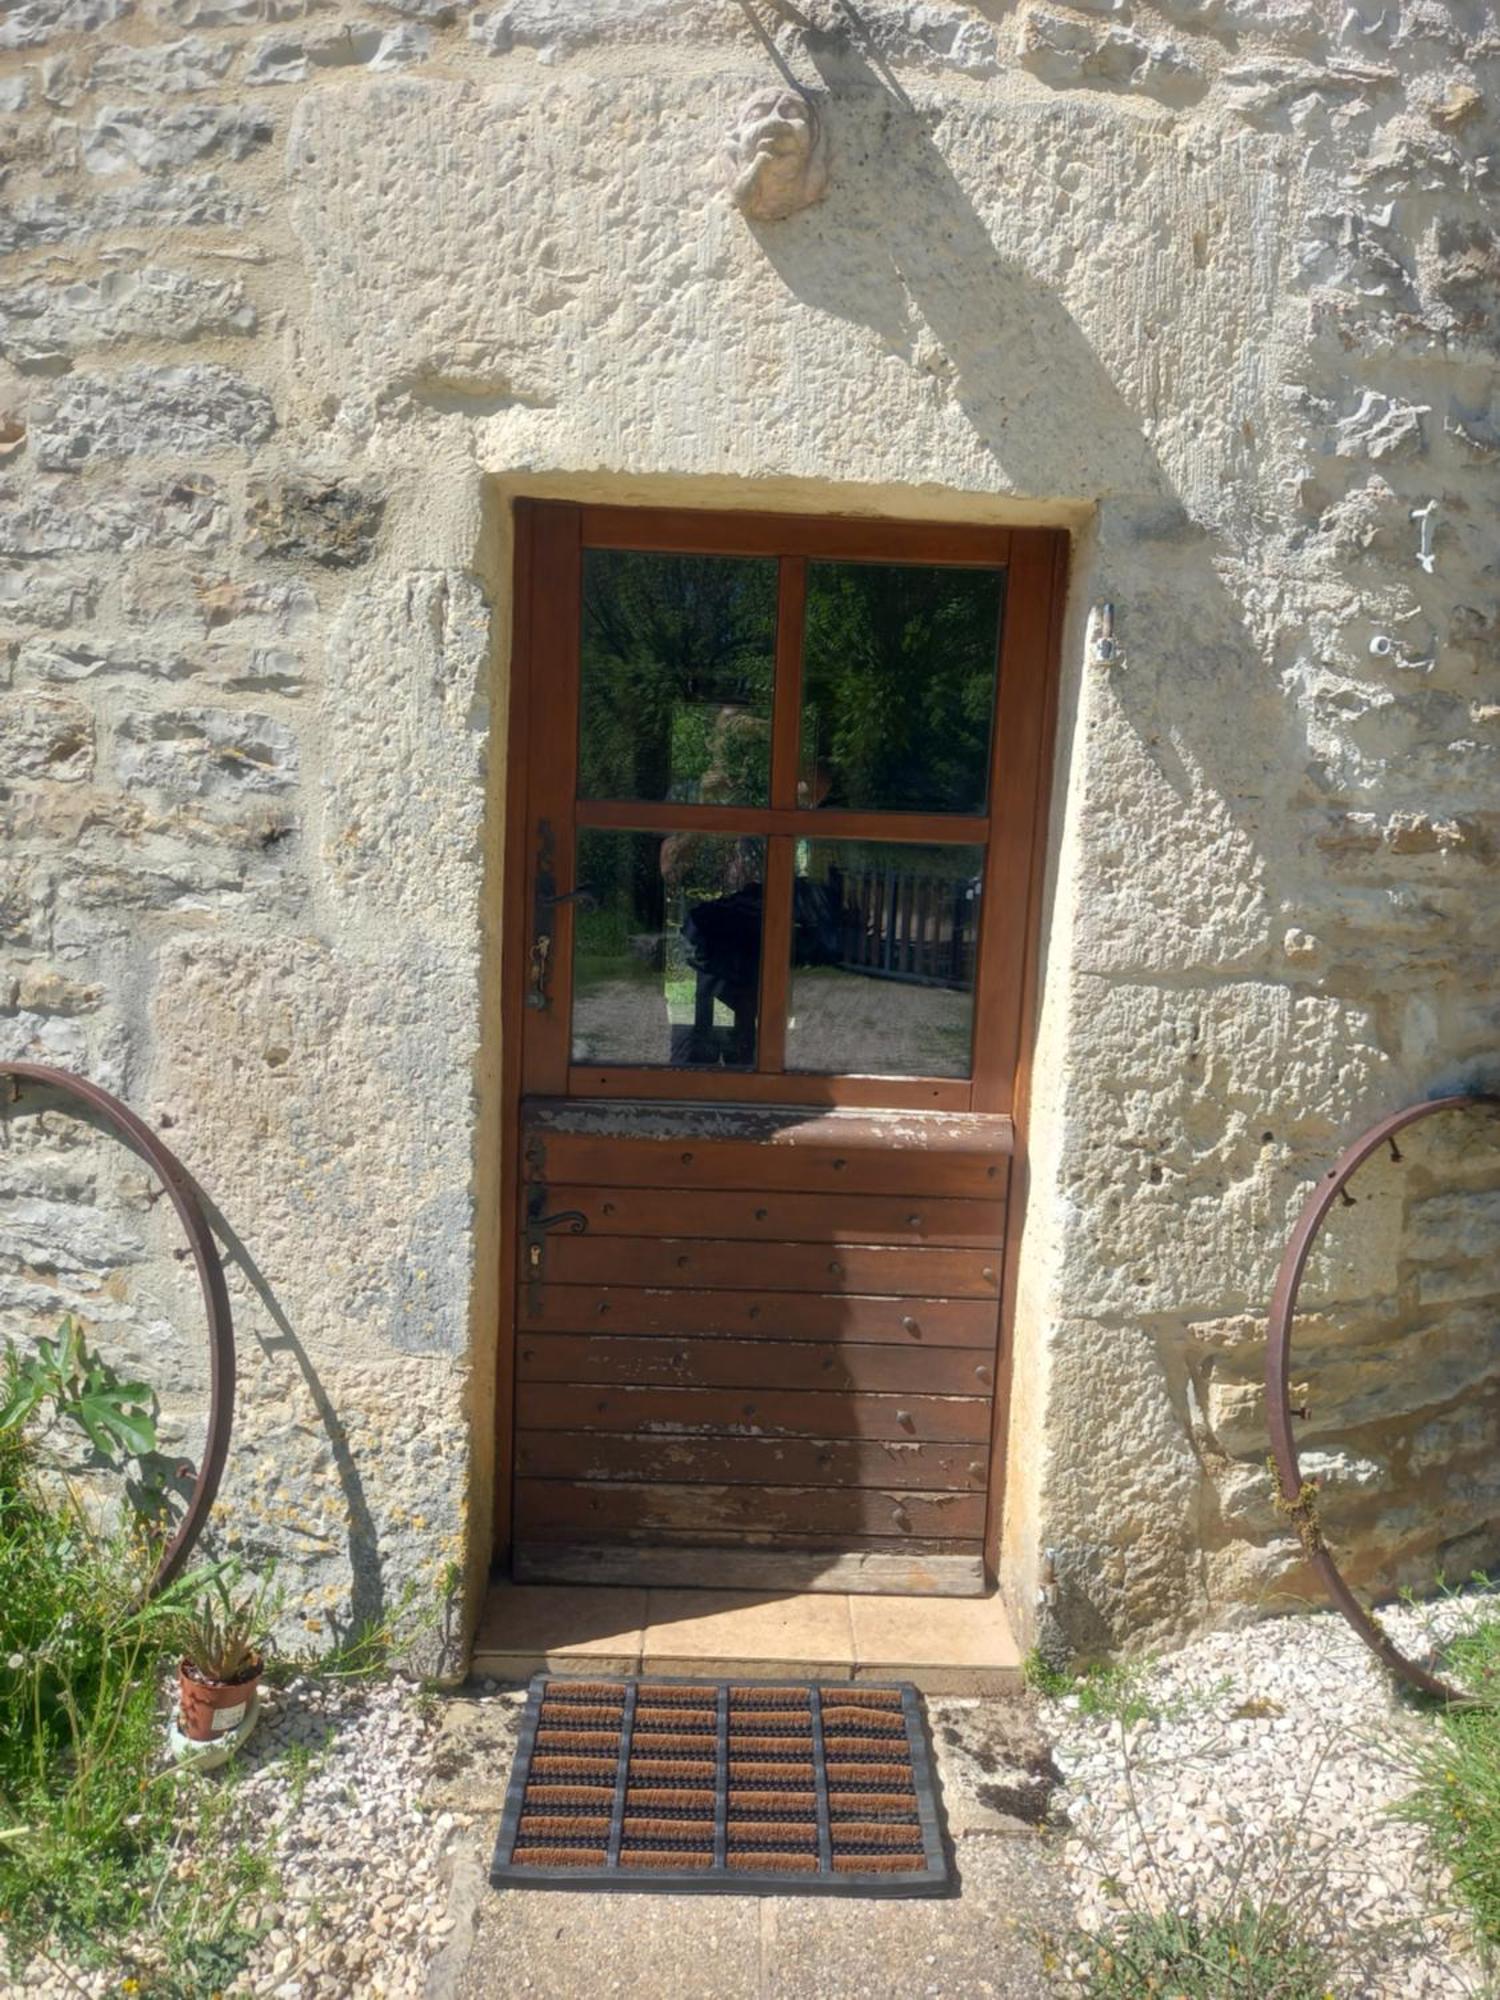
[15,1673,466,2000]
[1040,1589,1499,1997]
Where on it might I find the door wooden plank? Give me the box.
[564,1069,975,1111]
[517,1334,995,1397]
[516,1384,993,1442]
[543,1237,1001,1299]
[523,1286,1000,1347]
[515,1481,986,1539]
[514,1432,989,1490]
[512,1544,988,1595]
[538,1185,1006,1247]
[524,1109,1012,1196]
[527,1137,1008,1198]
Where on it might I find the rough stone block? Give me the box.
[149,931,481,1369]
[32,364,275,468]
[1055,977,1391,1319]
[0,1193,142,1276]
[245,20,432,81]
[469,0,741,57]
[1292,384,1429,461]
[1038,1319,1205,1648]
[87,34,235,94]
[0,689,93,782]
[0,566,99,628]
[1019,8,1206,102]
[320,572,488,929]
[1205,1310,1500,1453]
[1405,1187,1500,1302]
[0,1017,90,1074]
[0,475,229,555]
[155,0,335,20]
[114,705,298,797]
[121,567,318,636]
[1297,207,1417,309]
[10,967,103,1014]
[0,267,256,370]
[1295,1148,1406,1307]
[1433,221,1500,334]
[1409,1402,1499,1474]
[1315,474,1412,561]
[17,636,197,683]
[0,179,262,255]
[205,1350,467,1675]
[52,847,305,942]
[245,474,384,566]
[0,0,132,48]
[82,104,274,177]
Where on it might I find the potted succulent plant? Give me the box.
[176,1571,274,1745]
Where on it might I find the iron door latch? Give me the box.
[525,1202,588,1275]
[526,817,596,1013]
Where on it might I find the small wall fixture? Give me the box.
[1089,602,1118,667]
[720,86,830,222]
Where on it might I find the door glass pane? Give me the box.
[799,562,1005,814]
[786,841,982,1077]
[571,829,765,1069]
[579,549,777,805]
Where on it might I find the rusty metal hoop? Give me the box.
[1266,1091,1500,1703]
[0,1060,235,1596]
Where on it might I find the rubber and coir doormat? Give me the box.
[489,1676,952,1896]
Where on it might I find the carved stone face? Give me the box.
[719,87,828,223]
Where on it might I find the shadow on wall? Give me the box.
[0,1079,403,1655]
[734,11,1500,1647]
[193,1193,391,1651]
[747,9,1168,503]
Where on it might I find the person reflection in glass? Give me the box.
[667,752,842,1067]
[660,709,766,1065]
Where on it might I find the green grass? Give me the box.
[1023,1649,1165,1728]
[1396,1615,1500,1960]
[1066,1903,1337,1999]
[0,1432,272,1992]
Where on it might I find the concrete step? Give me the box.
[472,1581,1022,1695]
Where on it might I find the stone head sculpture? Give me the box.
[719,86,829,223]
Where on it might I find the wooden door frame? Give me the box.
[493,499,1072,1577]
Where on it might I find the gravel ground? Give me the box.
[1040,1589,1498,1997]
[15,1673,464,2000]
[13,1592,1499,1998]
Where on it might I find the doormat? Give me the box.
[489,1676,952,1896]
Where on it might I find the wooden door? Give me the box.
[499,504,1067,1595]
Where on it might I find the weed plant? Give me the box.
[1022,1649,1216,1728]
[1032,1637,1452,1998]
[0,1371,269,1990]
[1066,1901,1336,1999]
[1396,1614,1500,1967]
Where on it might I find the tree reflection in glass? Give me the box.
[799,562,1005,814]
[578,550,776,805]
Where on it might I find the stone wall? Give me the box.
[0,0,1496,1665]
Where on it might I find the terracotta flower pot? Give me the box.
[177,1656,263,1744]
